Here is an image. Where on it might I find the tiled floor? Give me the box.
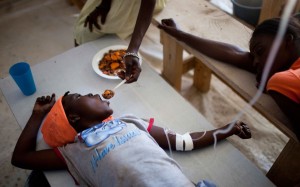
[0,0,287,186]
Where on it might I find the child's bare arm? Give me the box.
[149,122,251,151]
[11,94,67,170]
[158,18,256,73]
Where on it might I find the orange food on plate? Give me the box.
[110,62,120,70]
[98,49,126,76]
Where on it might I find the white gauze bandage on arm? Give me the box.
[175,133,194,151]
[175,133,184,151]
[182,133,194,151]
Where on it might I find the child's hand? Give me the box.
[32,94,56,116]
[160,18,178,28]
[234,121,251,139]
[158,18,181,40]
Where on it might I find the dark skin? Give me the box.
[81,0,157,83]
[158,19,299,84]
[84,0,112,32]
[158,18,300,139]
[11,94,66,170]
[11,93,251,171]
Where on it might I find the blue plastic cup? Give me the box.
[9,62,36,96]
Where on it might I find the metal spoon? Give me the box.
[101,79,126,100]
[113,79,126,90]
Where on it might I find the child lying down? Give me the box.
[11,92,251,187]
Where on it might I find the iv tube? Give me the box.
[212,0,298,148]
[164,128,173,158]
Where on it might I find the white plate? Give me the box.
[92,45,142,79]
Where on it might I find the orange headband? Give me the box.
[41,96,77,147]
[41,96,114,147]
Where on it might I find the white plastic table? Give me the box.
[0,35,274,187]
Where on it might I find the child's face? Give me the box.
[63,93,113,127]
[250,34,292,84]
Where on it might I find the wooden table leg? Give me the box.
[160,31,184,91]
[266,139,300,186]
[193,58,212,92]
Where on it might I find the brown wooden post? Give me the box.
[160,31,184,91]
[193,58,212,92]
[259,0,300,23]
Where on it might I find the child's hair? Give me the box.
[62,91,73,112]
[251,14,300,40]
[63,91,70,97]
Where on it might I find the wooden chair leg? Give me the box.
[160,31,184,91]
[66,0,73,5]
[193,58,211,92]
[68,0,86,10]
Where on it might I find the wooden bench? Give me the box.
[152,0,300,186]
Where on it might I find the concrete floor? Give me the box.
[0,0,286,186]
[0,0,78,186]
